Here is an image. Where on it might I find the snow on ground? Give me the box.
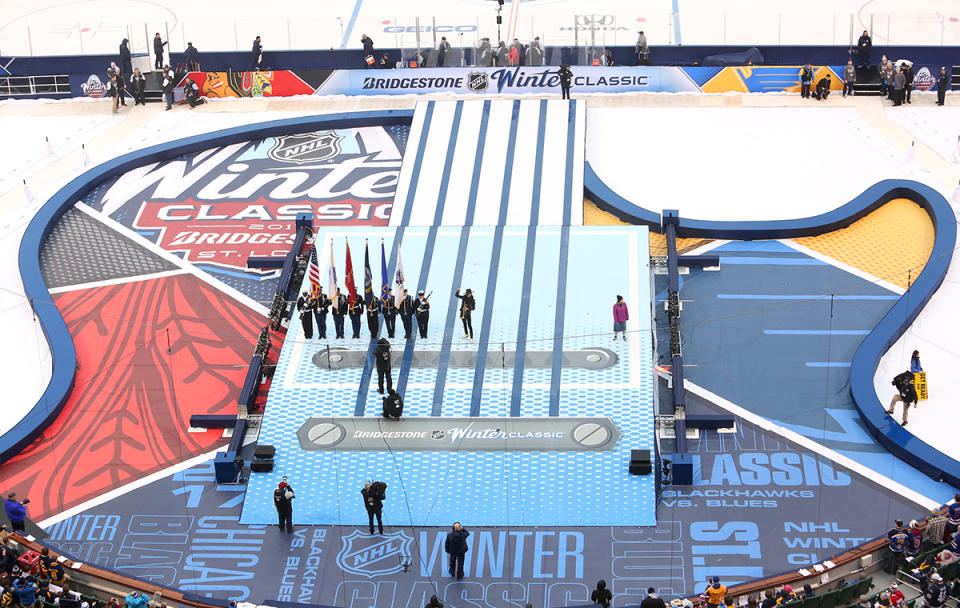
[885,104,960,165]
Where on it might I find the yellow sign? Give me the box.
[915,372,927,401]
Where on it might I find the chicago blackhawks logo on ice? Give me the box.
[268,131,344,164]
[336,530,412,578]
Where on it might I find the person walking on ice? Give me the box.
[612,295,629,340]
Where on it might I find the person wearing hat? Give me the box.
[937,67,950,106]
[13,576,38,608]
[923,573,947,608]
[313,287,330,340]
[361,481,385,535]
[776,585,797,606]
[590,580,612,608]
[414,291,430,339]
[273,477,295,533]
[296,290,314,340]
[639,587,666,608]
[3,493,27,532]
[349,295,364,339]
[398,288,415,339]
[332,288,348,339]
[704,577,726,608]
[888,583,905,608]
[924,507,948,550]
[886,518,909,573]
[455,288,476,341]
[382,289,397,339]
[366,294,381,338]
[905,519,923,557]
[856,595,871,608]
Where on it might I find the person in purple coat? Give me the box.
[612,295,629,340]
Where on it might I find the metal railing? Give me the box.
[0,74,70,96]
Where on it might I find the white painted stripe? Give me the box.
[538,99,570,226]
[783,239,906,295]
[440,100,484,227]
[73,203,270,316]
[472,100,514,226]
[47,269,189,294]
[408,102,457,227]
[388,101,430,228]
[682,239,730,256]
[37,446,227,528]
[504,100,541,226]
[682,378,940,510]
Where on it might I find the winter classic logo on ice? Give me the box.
[81,74,106,98]
[337,530,413,577]
[466,71,490,92]
[268,131,344,164]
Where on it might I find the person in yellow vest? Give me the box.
[705,577,727,608]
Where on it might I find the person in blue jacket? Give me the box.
[13,576,38,608]
[911,350,923,373]
[3,494,27,532]
[886,519,908,574]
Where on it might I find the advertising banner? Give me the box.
[314,65,702,96]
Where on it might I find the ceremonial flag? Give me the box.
[307,245,322,295]
[380,240,389,305]
[363,241,373,305]
[328,241,339,310]
[344,239,357,306]
[394,246,405,308]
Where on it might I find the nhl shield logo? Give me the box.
[337,529,413,578]
[466,71,489,93]
[268,131,343,164]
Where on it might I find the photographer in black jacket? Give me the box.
[362,481,386,535]
[887,370,918,425]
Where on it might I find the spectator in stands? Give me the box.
[273,477,295,533]
[636,31,648,65]
[4,494,27,533]
[887,519,909,573]
[361,34,375,68]
[843,60,856,97]
[161,65,175,111]
[612,295,629,340]
[813,73,832,100]
[856,30,872,67]
[184,42,200,72]
[906,519,923,558]
[250,36,263,71]
[183,77,205,108]
[13,576,37,608]
[924,574,947,608]
[361,481,385,535]
[937,67,949,106]
[0,539,17,574]
[776,585,797,605]
[124,592,147,608]
[437,37,451,67]
[888,583,905,608]
[129,68,145,106]
[880,57,893,97]
[118,39,131,107]
[940,548,960,566]
[640,587,666,608]
[856,595,872,608]
[911,350,923,373]
[375,338,392,394]
[153,33,167,69]
[802,585,815,599]
[903,63,915,104]
[558,64,573,100]
[528,36,544,66]
[705,577,726,608]
[425,596,443,608]
[746,596,757,608]
[444,522,470,580]
[948,494,960,536]
[0,525,10,545]
[925,507,948,549]
[591,580,612,608]
[760,590,776,608]
[799,64,814,98]
[349,296,363,339]
[1,578,15,608]
[105,598,119,608]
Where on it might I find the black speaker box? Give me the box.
[629,463,653,475]
[254,444,275,459]
[251,457,274,472]
[630,449,651,464]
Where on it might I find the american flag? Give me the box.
[307,245,322,294]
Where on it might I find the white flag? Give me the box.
[394,246,405,308]
[328,241,339,311]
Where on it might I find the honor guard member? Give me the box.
[349,296,364,339]
[399,288,415,339]
[296,290,314,340]
[375,338,392,394]
[367,296,381,338]
[383,289,397,338]
[332,289,348,339]
[313,288,330,340]
[414,291,430,339]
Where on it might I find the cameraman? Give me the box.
[362,481,386,535]
[3,493,28,532]
[887,370,918,425]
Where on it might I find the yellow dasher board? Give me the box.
[915,372,928,401]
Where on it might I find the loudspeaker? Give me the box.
[672,453,694,485]
[251,457,274,472]
[629,449,652,475]
[254,444,275,459]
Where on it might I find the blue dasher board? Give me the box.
[240,225,655,527]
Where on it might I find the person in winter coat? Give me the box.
[591,580,612,608]
[117,38,131,107]
[107,72,120,113]
[444,522,470,580]
[893,67,906,106]
[612,295,629,340]
[911,350,923,373]
[923,573,947,608]
[937,67,950,106]
[886,519,909,573]
[813,74,832,100]
[558,64,573,100]
[635,31,649,64]
[705,577,727,608]
[399,288,415,339]
[367,296,381,337]
[273,477,295,533]
[361,34,375,68]
[153,33,167,69]
[125,591,148,608]
[799,64,814,98]
[903,63,915,103]
[455,288,475,341]
[184,77,205,108]
[880,57,893,97]
[495,41,510,66]
[437,37,451,67]
[857,30,872,66]
[905,520,923,557]
[843,59,856,97]
[184,42,200,71]
[640,588,666,608]
[161,65,175,110]
[375,338,392,394]
[425,596,444,608]
[528,37,544,66]
[509,44,520,66]
[14,577,38,608]
[380,52,396,69]
[250,36,263,70]
[887,370,917,424]
[361,481,385,535]
[130,68,146,105]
